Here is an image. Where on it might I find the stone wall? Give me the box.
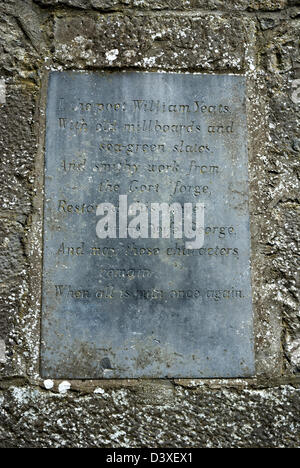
[0,0,299,448]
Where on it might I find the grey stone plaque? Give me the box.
[41,71,255,379]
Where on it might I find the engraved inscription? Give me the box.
[41,72,254,379]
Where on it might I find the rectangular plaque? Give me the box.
[41,71,255,379]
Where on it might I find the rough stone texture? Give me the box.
[0,11,40,81]
[32,0,293,12]
[34,0,130,9]
[0,382,299,448]
[253,18,300,374]
[52,14,248,71]
[0,0,299,448]
[0,216,27,342]
[0,89,36,214]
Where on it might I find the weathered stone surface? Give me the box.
[33,0,130,8]
[0,212,28,348]
[53,14,248,71]
[130,0,290,10]
[0,0,299,449]
[0,14,39,81]
[0,82,39,378]
[0,218,26,285]
[0,383,299,447]
[0,340,6,363]
[254,20,300,374]
[0,5,40,377]
[249,0,288,9]
[0,88,36,215]
[32,0,292,11]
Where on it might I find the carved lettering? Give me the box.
[42,72,254,378]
